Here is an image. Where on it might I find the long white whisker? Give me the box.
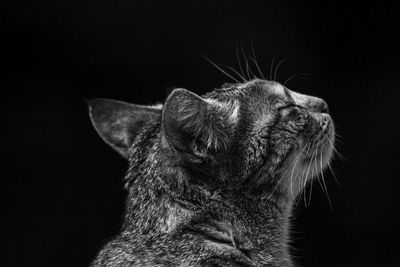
[301,144,313,207]
[267,162,292,200]
[269,47,281,81]
[250,40,265,79]
[283,74,297,87]
[326,136,346,161]
[250,57,265,80]
[313,148,327,200]
[309,146,320,206]
[305,147,318,207]
[302,147,315,206]
[222,64,247,82]
[327,161,340,185]
[283,73,311,87]
[308,168,314,206]
[274,59,286,82]
[333,134,344,144]
[241,48,252,80]
[302,167,307,207]
[290,145,308,203]
[320,150,333,212]
[235,46,246,81]
[303,145,313,187]
[334,131,344,138]
[304,149,314,187]
[202,56,240,83]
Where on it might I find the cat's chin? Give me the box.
[280,128,335,200]
[302,115,335,173]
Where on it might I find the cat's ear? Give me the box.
[162,88,234,161]
[88,99,161,159]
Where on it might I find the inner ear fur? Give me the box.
[88,98,161,158]
[162,88,231,161]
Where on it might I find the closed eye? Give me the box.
[184,228,234,246]
[277,103,299,110]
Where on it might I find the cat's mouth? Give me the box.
[302,114,334,166]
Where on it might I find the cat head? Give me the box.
[88,79,334,201]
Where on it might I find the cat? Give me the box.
[88,78,334,266]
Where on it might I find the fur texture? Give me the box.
[88,79,335,266]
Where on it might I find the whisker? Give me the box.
[307,167,314,206]
[327,161,340,185]
[332,137,345,145]
[333,132,344,141]
[235,46,246,81]
[250,57,265,80]
[305,148,319,207]
[283,74,297,87]
[334,131,344,139]
[222,64,247,82]
[304,148,315,186]
[201,55,240,83]
[269,47,281,81]
[313,149,328,200]
[267,162,292,201]
[241,48,252,80]
[333,149,347,162]
[274,59,287,82]
[283,73,311,87]
[250,40,265,79]
[320,150,333,212]
[249,67,258,79]
[290,145,308,204]
[326,136,347,162]
[302,144,313,187]
[304,150,318,206]
[301,144,313,207]
[302,164,307,207]
[301,147,316,207]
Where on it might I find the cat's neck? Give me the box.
[123,168,291,234]
[122,176,293,266]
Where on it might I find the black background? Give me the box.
[2,1,400,266]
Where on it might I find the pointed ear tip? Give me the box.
[172,88,189,93]
[86,99,108,122]
[168,88,189,97]
[85,98,95,111]
[86,98,103,107]
[167,88,202,102]
[85,99,96,118]
[86,98,113,114]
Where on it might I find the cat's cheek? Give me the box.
[290,136,306,156]
[294,137,305,151]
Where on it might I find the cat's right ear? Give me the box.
[162,88,233,162]
[88,99,161,159]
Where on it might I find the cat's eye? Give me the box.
[277,103,298,110]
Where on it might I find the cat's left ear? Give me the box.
[88,99,161,158]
